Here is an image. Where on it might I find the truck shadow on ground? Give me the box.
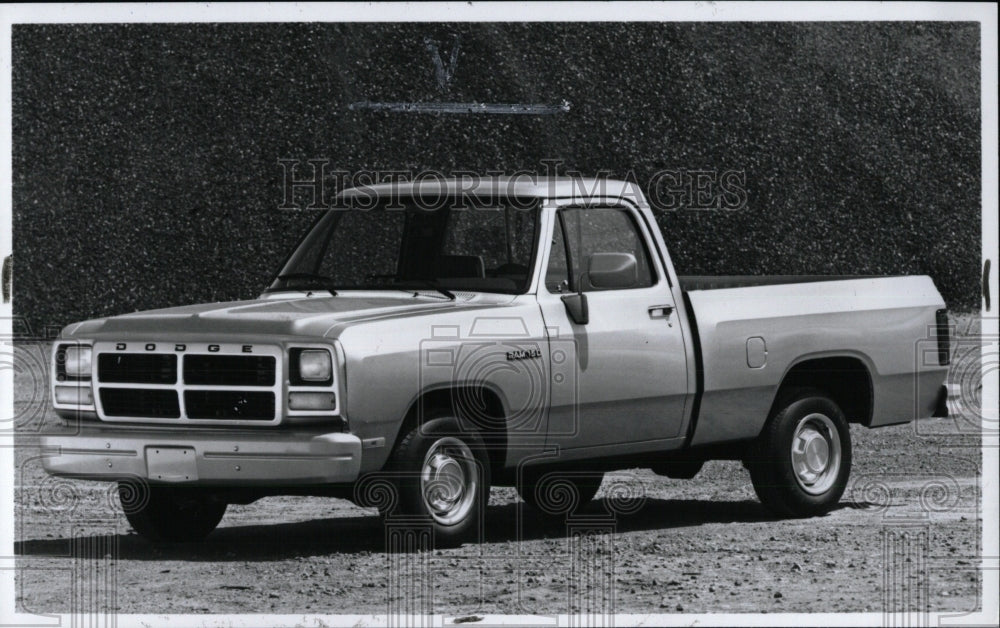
[16,497,855,562]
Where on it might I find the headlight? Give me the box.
[297,349,332,383]
[64,346,93,378]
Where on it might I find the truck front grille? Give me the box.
[184,390,275,420]
[98,354,177,384]
[183,355,275,386]
[100,388,181,418]
[92,342,283,425]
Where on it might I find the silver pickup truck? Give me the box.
[42,177,950,545]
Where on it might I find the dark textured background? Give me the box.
[12,22,981,331]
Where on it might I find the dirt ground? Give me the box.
[10,315,987,618]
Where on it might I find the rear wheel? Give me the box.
[747,389,852,518]
[119,483,226,542]
[517,469,604,515]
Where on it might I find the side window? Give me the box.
[558,207,657,291]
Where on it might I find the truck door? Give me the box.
[539,203,689,455]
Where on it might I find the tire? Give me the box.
[517,468,604,515]
[119,483,227,542]
[386,416,491,547]
[747,388,852,518]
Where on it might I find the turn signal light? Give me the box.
[55,386,94,405]
[288,392,337,411]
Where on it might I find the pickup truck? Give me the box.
[41,177,951,545]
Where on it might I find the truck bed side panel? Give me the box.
[679,275,872,291]
[685,275,947,446]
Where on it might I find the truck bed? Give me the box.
[677,274,947,446]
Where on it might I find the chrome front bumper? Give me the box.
[40,425,362,486]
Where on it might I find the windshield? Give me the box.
[269,198,540,295]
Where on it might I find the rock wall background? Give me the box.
[12,22,981,331]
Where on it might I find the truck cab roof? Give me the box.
[337,176,646,204]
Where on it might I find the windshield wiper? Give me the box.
[274,273,338,296]
[394,279,456,301]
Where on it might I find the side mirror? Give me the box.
[561,293,589,325]
[587,253,637,290]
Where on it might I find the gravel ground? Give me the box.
[11,314,985,617]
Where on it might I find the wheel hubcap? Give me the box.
[790,413,842,495]
[421,437,478,525]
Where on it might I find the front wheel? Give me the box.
[119,483,227,542]
[746,389,852,518]
[387,417,491,547]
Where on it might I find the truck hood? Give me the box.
[61,292,512,341]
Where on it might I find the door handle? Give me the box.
[648,304,675,319]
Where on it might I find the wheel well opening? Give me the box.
[393,386,508,478]
[772,357,873,426]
